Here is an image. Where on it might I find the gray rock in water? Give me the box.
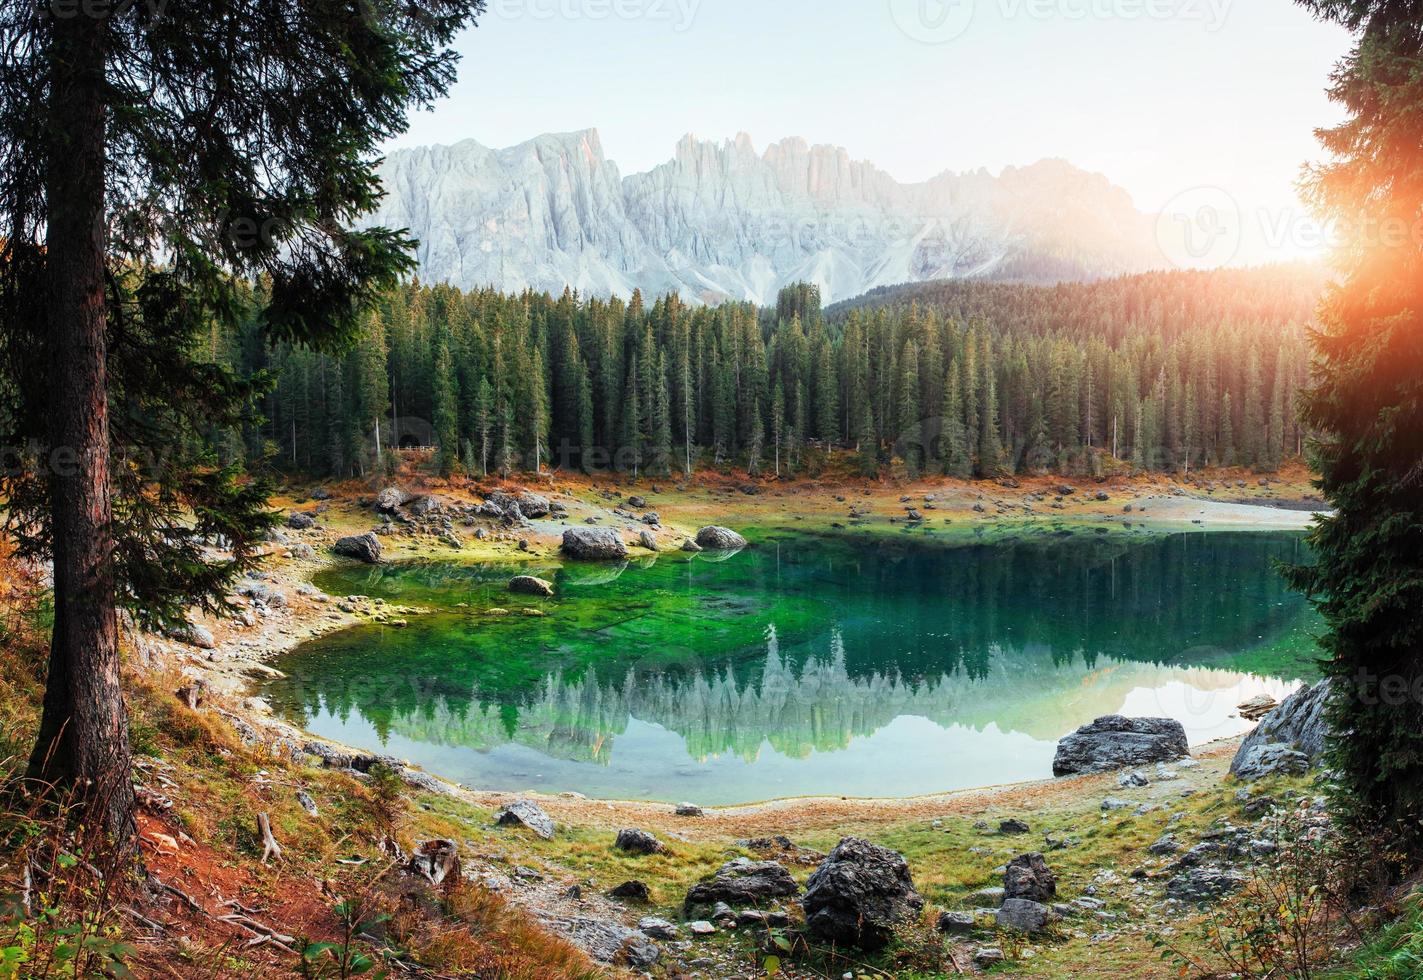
[494,800,556,840]
[680,537,703,553]
[802,837,924,951]
[1053,716,1190,776]
[333,532,382,564]
[375,486,411,513]
[614,828,665,855]
[516,492,551,518]
[165,621,215,650]
[997,898,1052,934]
[1230,679,1331,780]
[287,511,317,529]
[561,527,629,560]
[1004,853,1057,903]
[684,858,799,909]
[508,575,555,598]
[696,525,747,550]
[1232,743,1311,781]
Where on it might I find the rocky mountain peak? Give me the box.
[367,131,1162,306]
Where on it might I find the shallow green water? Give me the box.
[263,529,1318,804]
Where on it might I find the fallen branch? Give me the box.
[159,881,205,916]
[257,812,283,864]
[217,912,296,951]
[219,897,266,917]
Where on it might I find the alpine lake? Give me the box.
[262,525,1318,805]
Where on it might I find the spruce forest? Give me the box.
[217,264,1318,482]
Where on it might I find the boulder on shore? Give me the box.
[997,898,1052,934]
[801,837,924,951]
[614,829,665,856]
[165,621,215,650]
[516,492,552,518]
[696,526,748,550]
[493,800,556,840]
[508,575,555,598]
[375,486,412,513]
[333,532,382,564]
[684,858,799,909]
[1004,852,1057,903]
[287,511,317,529]
[561,527,629,561]
[1052,715,1189,776]
[1230,679,1330,781]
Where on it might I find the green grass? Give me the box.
[1328,891,1423,979]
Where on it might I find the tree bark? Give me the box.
[27,6,135,846]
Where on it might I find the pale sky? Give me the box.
[388,0,1353,263]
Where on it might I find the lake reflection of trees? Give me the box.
[275,532,1317,766]
[303,626,1278,766]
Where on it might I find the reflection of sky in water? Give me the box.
[296,663,1300,804]
[278,531,1318,803]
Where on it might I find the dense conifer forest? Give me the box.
[210,265,1321,481]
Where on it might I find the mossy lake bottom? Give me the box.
[262,529,1318,804]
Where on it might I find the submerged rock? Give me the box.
[508,575,555,598]
[696,525,747,550]
[560,527,629,561]
[493,800,556,840]
[1053,716,1190,775]
[333,532,382,564]
[801,837,924,951]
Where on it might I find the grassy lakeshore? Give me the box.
[76,460,1330,976]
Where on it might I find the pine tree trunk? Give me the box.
[28,9,136,845]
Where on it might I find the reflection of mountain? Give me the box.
[379,627,1267,766]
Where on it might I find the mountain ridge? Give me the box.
[367,128,1165,305]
